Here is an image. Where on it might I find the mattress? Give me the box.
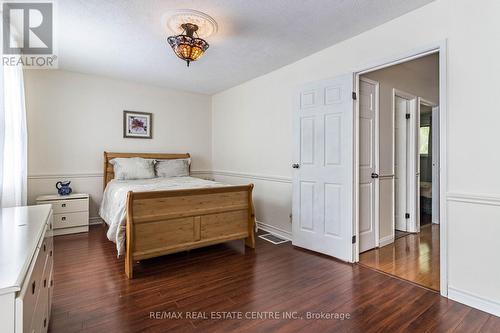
[99,176,227,256]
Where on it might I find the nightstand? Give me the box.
[36,193,89,235]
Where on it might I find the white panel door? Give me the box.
[359,78,379,253]
[394,91,418,232]
[432,106,440,224]
[395,96,408,231]
[292,74,353,261]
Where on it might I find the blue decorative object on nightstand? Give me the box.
[56,181,72,196]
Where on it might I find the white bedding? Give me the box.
[420,181,432,198]
[99,176,228,256]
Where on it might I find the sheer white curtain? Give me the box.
[0,60,28,208]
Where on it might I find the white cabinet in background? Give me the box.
[37,193,89,235]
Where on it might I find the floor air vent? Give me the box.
[258,233,289,245]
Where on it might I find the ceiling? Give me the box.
[58,0,435,94]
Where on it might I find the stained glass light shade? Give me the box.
[167,23,209,67]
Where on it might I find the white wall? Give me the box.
[212,0,500,315]
[25,70,212,219]
[362,54,439,241]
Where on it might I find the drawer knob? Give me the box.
[61,203,66,208]
[31,281,36,294]
[62,216,66,221]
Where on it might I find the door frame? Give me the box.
[358,77,380,251]
[352,40,448,297]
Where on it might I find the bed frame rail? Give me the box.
[125,185,256,278]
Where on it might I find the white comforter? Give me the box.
[99,176,228,256]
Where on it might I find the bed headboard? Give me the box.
[103,152,191,190]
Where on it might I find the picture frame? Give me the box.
[123,110,152,139]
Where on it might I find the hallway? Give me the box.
[359,224,440,291]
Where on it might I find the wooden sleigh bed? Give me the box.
[103,152,256,279]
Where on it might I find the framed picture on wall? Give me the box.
[123,111,152,139]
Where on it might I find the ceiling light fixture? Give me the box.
[167,23,209,67]
[164,10,217,67]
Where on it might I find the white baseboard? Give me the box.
[89,217,103,225]
[448,287,500,317]
[256,221,292,241]
[53,226,89,236]
[379,235,394,247]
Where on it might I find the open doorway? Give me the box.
[357,53,441,291]
[419,99,440,227]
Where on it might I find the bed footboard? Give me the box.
[125,184,256,278]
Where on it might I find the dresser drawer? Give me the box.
[53,211,88,229]
[40,234,52,259]
[47,267,54,322]
[46,235,54,261]
[43,253,52,290]
[48,198,88,214]
[30,280,49,333]
[18,241,48,331]
[32,256,51,333]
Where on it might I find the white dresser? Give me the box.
[0,205,54,333]
[36,193,89,235]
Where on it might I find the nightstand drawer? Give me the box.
[50,199,88,214]
[53,212,88,229]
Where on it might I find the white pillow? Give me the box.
[110,157,156,180]
[155,158,190,178]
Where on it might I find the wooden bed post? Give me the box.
[103,152,109,191]
[245,184,256,249]
[125,191,134,279]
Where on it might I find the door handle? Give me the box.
[371,173,379,179]
[292,163,300,169]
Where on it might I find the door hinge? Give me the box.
[405,113,410,119]
[352,92,357,100]
[405,213,410,219]
[352,235,356,244]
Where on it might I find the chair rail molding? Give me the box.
[447,192,500,206]
[28,172,104,180]
[211,170,292,184]
[28,170,212,180]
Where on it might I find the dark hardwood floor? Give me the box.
[49,225,500,333]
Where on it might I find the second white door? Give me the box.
[359,78,379,253]
[394,90,418,232]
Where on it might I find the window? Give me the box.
[419,126,430,155]
[1,61,28,207]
